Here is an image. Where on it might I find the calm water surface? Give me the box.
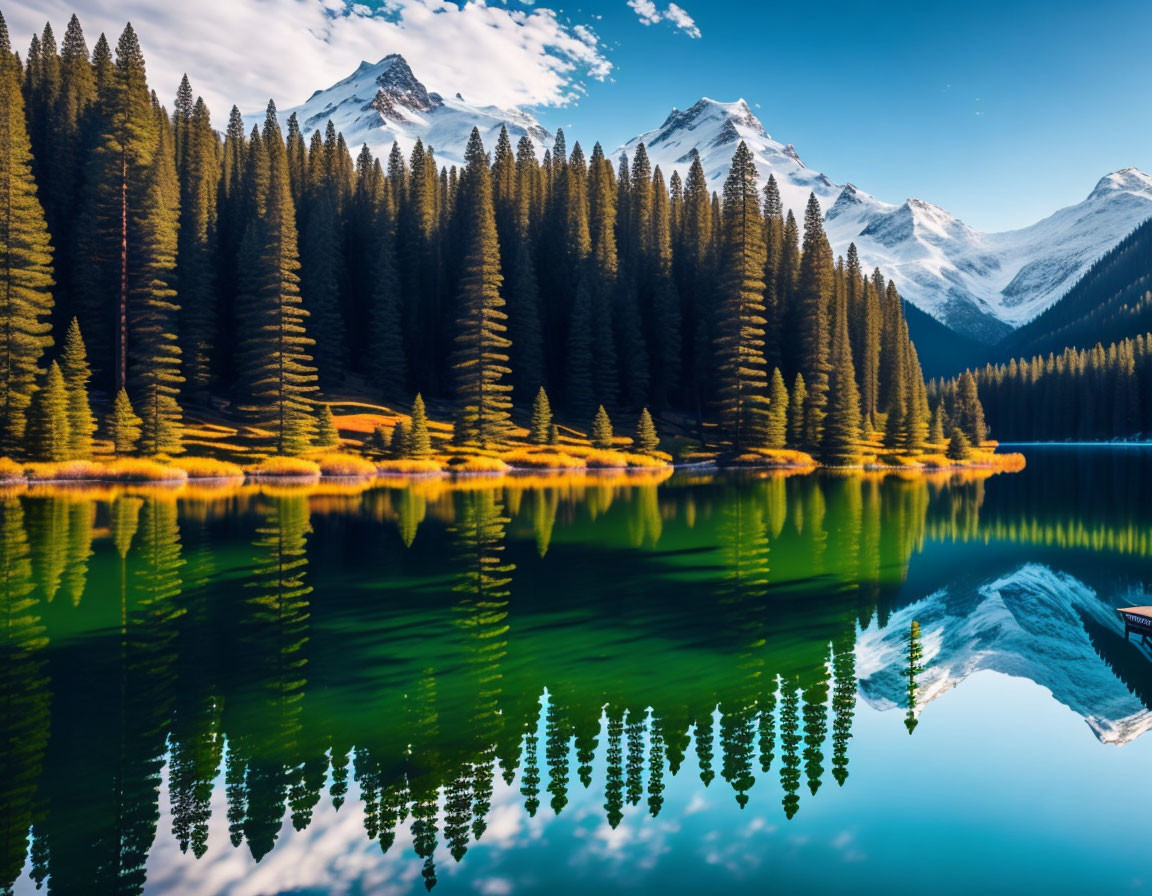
[6,447,1152,895]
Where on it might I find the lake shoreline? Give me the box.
[0,448,1025,491]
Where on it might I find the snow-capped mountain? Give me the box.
[856,564,1152,745]
[269,54,553,169]
[617,100,1152,342]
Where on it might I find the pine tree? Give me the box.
[680,152,714,411]
[43,15,94,322]
[883,387,905,453]
[237,102,318,455]
[408,393,432,459]
[715,142,768,449]
[955,371,987,444]
[787,372,807,450]
[946,428,971,461]
[795,193,834,445]
[176,93,219,399]
[548,422,559,446]
[902,343,929,453]
[59,318,95,458]
[299,124,348,386]
[929,401,945,444]
[314,404,339,448]
[505,139,544,402]
[530,387,552,445]
[762,175,784,369]
[451,129,512,447]
[821,291,862,465]
[0,13,55,453]
[82,24,157,391]
[649,166,681,407]
[587,142,620,410]
[766,368,789,450]
[364,423,391,457]
[364,165,406,399]
[390,420,408,459]
[26,362,71,461]
[592,405,613,450]
[107,387,142,454]
[634,408,659,454]
[129,110,184,456]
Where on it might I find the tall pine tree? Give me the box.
[715,143,768,450]
[237,103,318,455]
[128,107,184,455]
[451,129,512,447]
[0,13,55,453]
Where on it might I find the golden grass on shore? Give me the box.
[499,448,586,470]
[246,456,321,477]
[446,455,511,473]
[102,458,189,482]
[175,457,245,479]
[314,452,377,477]
[375,458,443,474]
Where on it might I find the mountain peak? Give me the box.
[1088,167,1152,200]
[276,54,551,171]
[367,54,441,121]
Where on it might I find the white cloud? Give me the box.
[626,0,701,37]
[2,0,611,126]
[627,0,662,25]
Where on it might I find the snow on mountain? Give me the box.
[617,98,842,216]
[616,101,1152,342]
[267,54,553,169]
[855,564,1152,745]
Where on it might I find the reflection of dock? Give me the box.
[1117,606,1152,647]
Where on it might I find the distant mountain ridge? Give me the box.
[272,59,1152,345]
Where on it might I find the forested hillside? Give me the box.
[938,332,1152,442]
[999,216,1152,361]
[1,11,952,467]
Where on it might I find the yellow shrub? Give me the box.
[176,457,245,479]
[24,460,107,481]
[501,450,586,470]
[103,459,189,482]
[0,457,25,481]
[248,456,322,477]
[621,452,672,469]
[315,452,377,477]
[375,458,443,474]
[448,455,510,473]
[584,450,629,469]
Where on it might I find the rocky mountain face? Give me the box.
[856,564,1152,745]
[269,54,553,169]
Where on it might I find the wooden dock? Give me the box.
[1117,606,1152,646]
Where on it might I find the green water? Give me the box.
[6,448,1152,895]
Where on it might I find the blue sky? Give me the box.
[5,0,1150,231]
[549,0,1152,231]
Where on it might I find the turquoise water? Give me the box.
[5,448,1152,894]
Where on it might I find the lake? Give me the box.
[5,447,1152,895]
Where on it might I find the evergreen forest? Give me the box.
[0,11,968,470]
